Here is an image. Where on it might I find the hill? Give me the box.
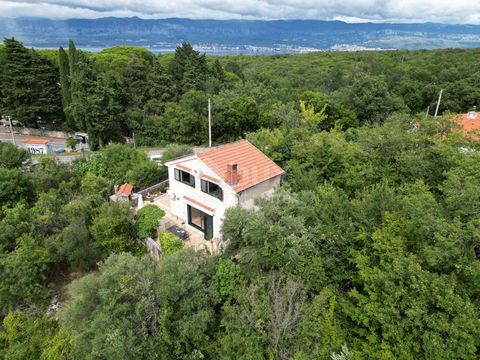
[1,17,480,53]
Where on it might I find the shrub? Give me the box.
[135,205,165,238]
[159,232,183,255]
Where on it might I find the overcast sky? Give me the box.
[1,0,480,24]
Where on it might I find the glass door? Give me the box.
[204,215,213,240]
[187,205,214,240]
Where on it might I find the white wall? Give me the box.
[167,158,238,239]
[167,157,282,240]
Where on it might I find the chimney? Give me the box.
[226,162,238,185]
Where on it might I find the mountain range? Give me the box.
[1,17,480,54]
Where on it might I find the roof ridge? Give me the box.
[198,139,249,158]
[196,139,284,193]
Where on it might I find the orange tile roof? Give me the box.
[23,139,51,145]
[198,139,284,193]
[456,112,480,140]
[115,183,133,197]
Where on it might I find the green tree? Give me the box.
[334,73,407,123]
[169,42,208,100]
[0,310,60,360]
[91,202,136,257]
[0,167,33,207]
[61,251,218,359]
[0,201,34,252]
[0,38,62,127]
[0,235,51,309]
[159,232,183,255]
[219,274,306,360]
[58,46,74,129]
[213,258,243,301]
[135,204,165,238]
[348,217,480,359]
[0,142,30,169]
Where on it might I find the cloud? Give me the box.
[0,0,479,24]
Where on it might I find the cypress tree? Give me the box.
[58,46,74,129]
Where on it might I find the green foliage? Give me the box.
[56,199,98,271]
[0,235,51,309]
[32,158,75,195]
[213,258,243,301]
[3,40,480,359]
[0,310,60,360]
[348,217,480,359]
[212,92,260,142]
[0,167,33,207]
[0,202,33,252]
[169,42,209,99]
[0,38,63,127]
[80,172,111,205]
[218,273,306,359]
[159,232,183,255]
[66,137,77,150]
[61,251,218,359]
[160,144,194,164]
[296,287,345,359]
[91,202,137,257]
[0,142,30,169]
[76,144,159,188]
[135,204,165,238]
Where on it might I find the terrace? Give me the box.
[152,194,214,253]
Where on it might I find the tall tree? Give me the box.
[0,38,62,127]
[58,46,74,129]
[169,42,208,100]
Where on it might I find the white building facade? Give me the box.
[165,140,284,243]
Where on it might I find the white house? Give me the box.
[164,139,284,243]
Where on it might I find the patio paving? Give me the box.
[152,194,214,253]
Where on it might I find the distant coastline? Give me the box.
[2,17,480,53]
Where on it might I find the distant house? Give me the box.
[455,108,480,140]
[23,139,53,154]
[164,139,284,242]
[110,183,134,202]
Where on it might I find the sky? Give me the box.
[1,0,480,24]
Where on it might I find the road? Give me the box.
[1,129,206,163]
[0,129,67,148]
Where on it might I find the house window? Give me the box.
[174,168,195,187]
[201,179,223,201]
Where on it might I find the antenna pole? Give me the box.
[8,116,16,146]
[208,98,212,148]
[434,89,443,117]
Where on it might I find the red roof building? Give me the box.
[115,183,134,198]
[164,139,284,243]
[456,110,480,140]
[23,139,51,145]
[198,139,285,193]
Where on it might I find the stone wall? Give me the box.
[12,126,70,139]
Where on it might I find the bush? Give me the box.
[135,205,165,238]
[159,232,183,255]
[66,137,77,151]
[213,258,243,301]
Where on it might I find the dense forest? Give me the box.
[0,38,480,147]
[1,38,480,359]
